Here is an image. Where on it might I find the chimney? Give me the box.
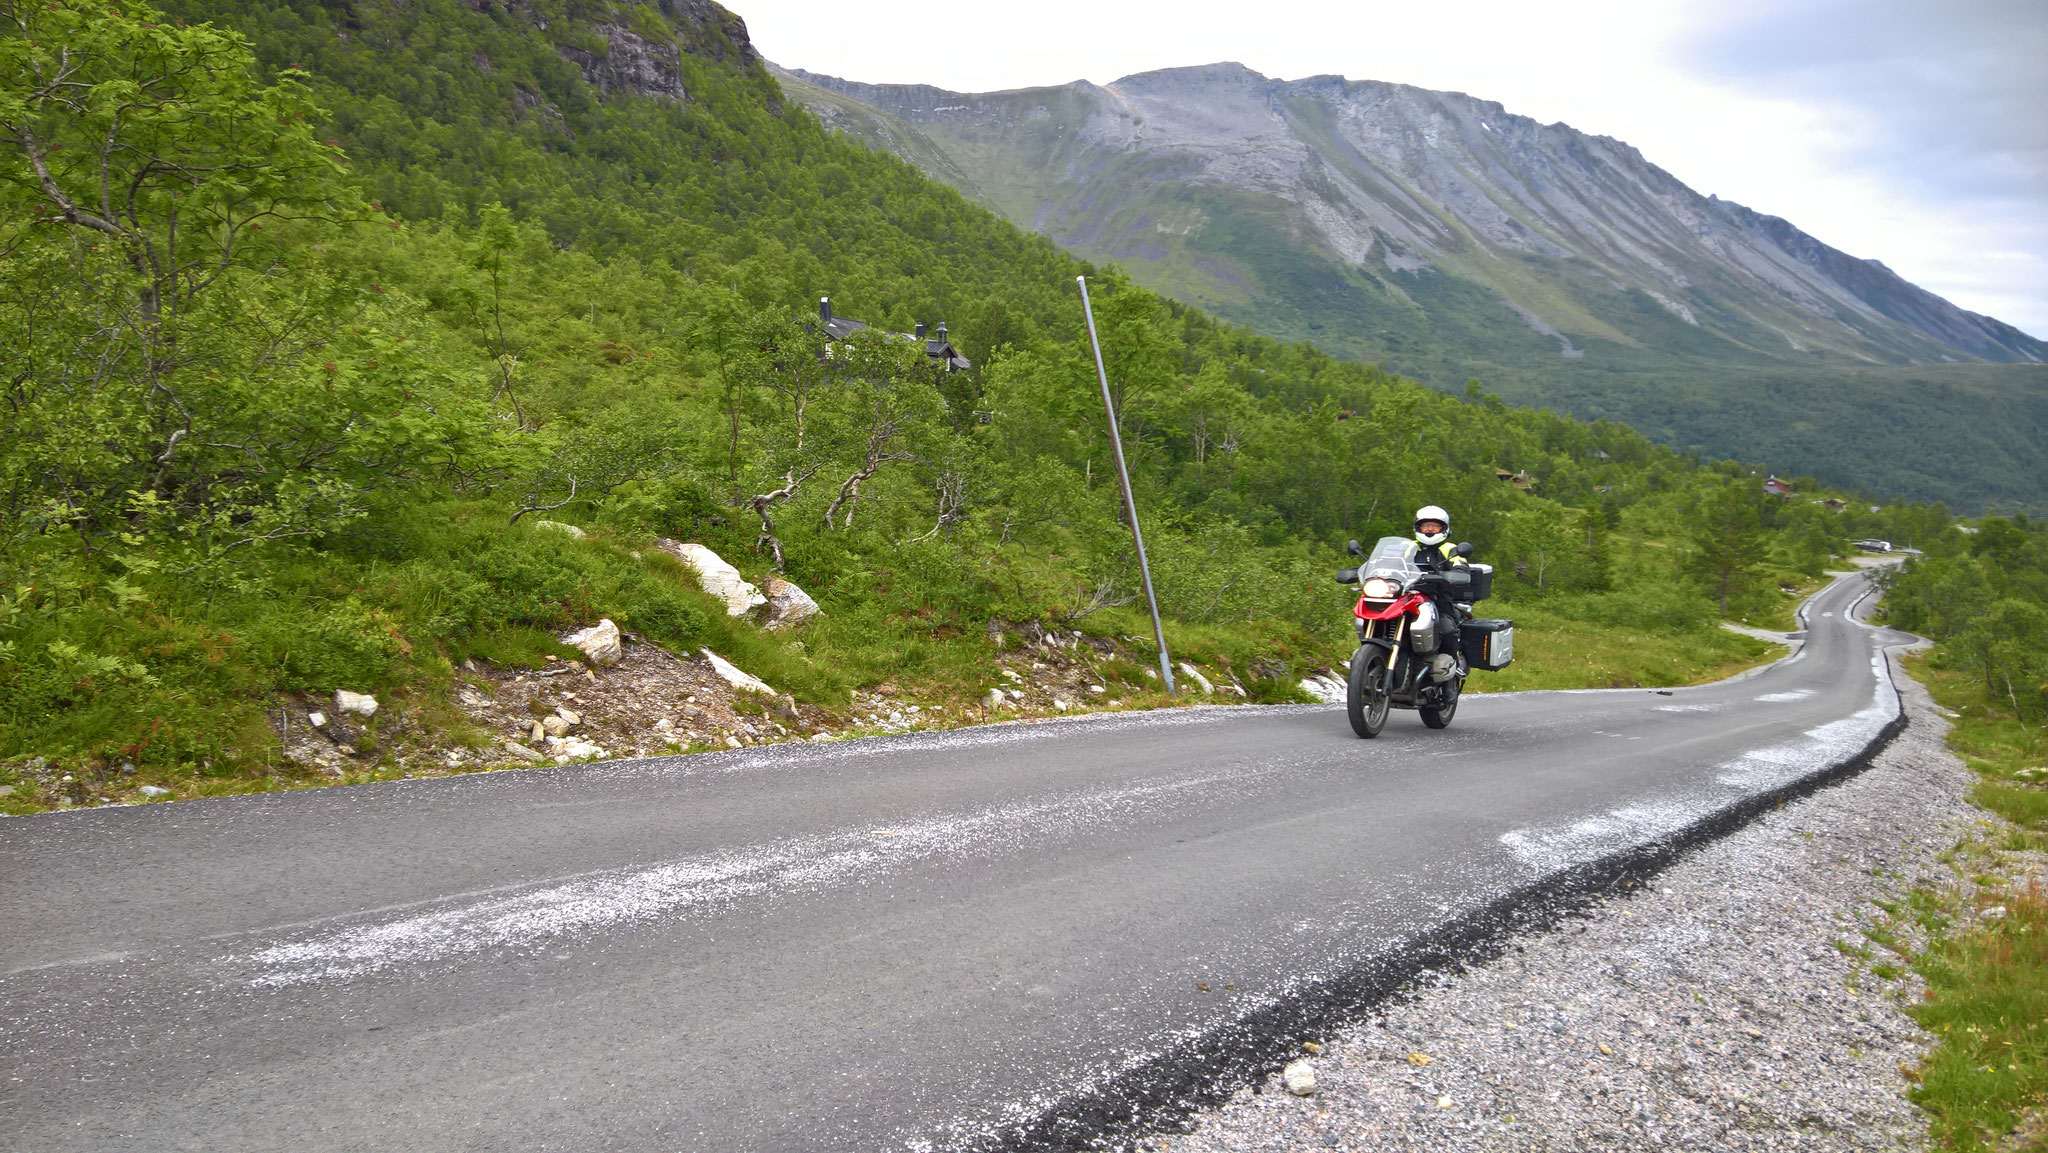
[819,297,831,324]
[936,321,948,344]
[915,322,927,340]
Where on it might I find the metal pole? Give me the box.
[1077,276,1176,696]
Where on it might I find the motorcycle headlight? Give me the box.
[1361,577,1398,600]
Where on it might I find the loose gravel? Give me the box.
[1163,655,1971,1152]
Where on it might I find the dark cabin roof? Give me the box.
[818,298,969,371]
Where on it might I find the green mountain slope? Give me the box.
[777,64,2048,512]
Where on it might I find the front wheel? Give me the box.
[1420,673,1462,729]
[1348,647,1391,738]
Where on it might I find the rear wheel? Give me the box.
[1348,647,1391,738]
[1420,673,1462,729]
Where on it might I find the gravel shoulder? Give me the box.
[1164,652,1969,1152]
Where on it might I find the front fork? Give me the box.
[1357,617,1409,700]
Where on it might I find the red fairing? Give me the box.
[1356,592,1427,621]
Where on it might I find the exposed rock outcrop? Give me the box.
[659,540,767,617]
[758,576,819,631]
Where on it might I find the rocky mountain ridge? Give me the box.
[780,62,2043,371]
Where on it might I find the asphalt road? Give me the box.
[0,571,1915,1151]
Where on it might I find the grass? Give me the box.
[1464,602,1778,694]
[1898,652,2048,1149]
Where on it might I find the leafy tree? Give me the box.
[1689,483,1770,615]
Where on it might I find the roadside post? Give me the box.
[1077,276,1176,695]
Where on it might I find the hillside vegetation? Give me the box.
[0,0,1954,806]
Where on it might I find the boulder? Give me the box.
[562,619,624,667]
[658,540,766,617]
[758,576,820,631]
[334,690,379,718]
[1298,675,1346,704]
[532,520,586,539]
[1175,662,1215,695]
[500,741,548,764]
[138,786,169,798]
[701,648,775,696]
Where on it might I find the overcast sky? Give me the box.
[741,0,2047,339]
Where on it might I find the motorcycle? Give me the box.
[1335,536,1514,737]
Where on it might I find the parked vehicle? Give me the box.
[1336,537,1513,737]
[1853,538,1893,553]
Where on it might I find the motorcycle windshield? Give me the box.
[1362,536,1421,583]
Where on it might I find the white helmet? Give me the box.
[1414,505,1451,547]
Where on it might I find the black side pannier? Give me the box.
[1460,618,1514,671]
[1464,562,1494,601]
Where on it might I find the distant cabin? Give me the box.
[1762,476,1794,497]
[1817,497,1847,512]
[1494,467,1537,491]
[817,297,971,372]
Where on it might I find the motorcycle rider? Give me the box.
[1410,505,1469,683]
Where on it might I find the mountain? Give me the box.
[779,62,2048,509]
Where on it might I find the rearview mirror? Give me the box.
[1455,541,1473,557]
[1346,539,1363,557]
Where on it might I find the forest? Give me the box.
[0,0,1971,802]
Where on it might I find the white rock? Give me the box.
[701,648,775,696]
[984,689,1005,709]
[500,741,547,763]
[1282,1059,1318,1096]
[542,715,570,738]
[562,619,623,667]
[1001,668,1022,682]
[654,718,674,732]
[307,711,329,729]
[1176,662,1215,695]
[889,711,904,724]
[1054,699,1069,711]
[724,735,743,749]
[532,519,586,539]
[138,786,169,798]
[659,540,767,617]
[555,706,581,727]
[334,691,379,718]
[548,736,607,763]
[529,720,546,743]
[1298,675,1346,704]
[759,576,820,631]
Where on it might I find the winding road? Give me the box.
[0,570,1915,1151]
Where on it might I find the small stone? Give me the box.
[335,690,379,718]
[138,786,169,798]
[724,735,742,749]
[1001,668,1022,682]
[542,715,570,738]
[1302,1040,1322,1055]
[308,711,329,728]
[984,689,1005,709]
[562,619,624,667]
[1982,905,2009,919]
[1054,699,1069,711]
[499,741,548,765]
[889,711,904,725]
[554,706,581,727]
[654,718,674,732]
[532,519,586,538]
[530,721,546,743]
[1088,684,1106,695]
[1176,662,1216,694]
[1282,1060,1317,1096]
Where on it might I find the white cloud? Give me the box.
[741,0,2047,338]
